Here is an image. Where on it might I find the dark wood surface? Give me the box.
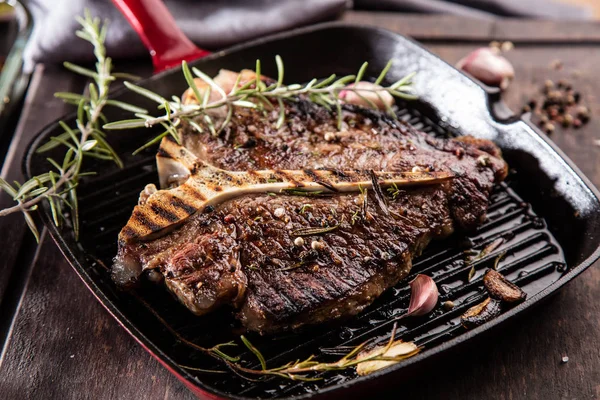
[1,12,599,400]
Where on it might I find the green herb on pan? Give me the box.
[0,12,143,240]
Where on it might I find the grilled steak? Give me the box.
[113,93,508,334]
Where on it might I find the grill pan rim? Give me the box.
[23,22,600,400]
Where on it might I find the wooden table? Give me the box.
[1,12,599,400]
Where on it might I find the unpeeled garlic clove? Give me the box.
[339,81,395,110]
[456,47,515,90]
[406,274,439,317]
[356,340,420,376]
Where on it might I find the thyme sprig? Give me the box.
[0,11,145,240]
[104,58,417,152]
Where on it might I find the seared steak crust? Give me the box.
[115,100,508,334]
[166,101,507,229]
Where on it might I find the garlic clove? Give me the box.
[339,81,395,110]
[456,47,515,89]
[406,274,439,317]
[356,340,420,376]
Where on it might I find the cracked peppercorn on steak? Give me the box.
[112,73,508,334]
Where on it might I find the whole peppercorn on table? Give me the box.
[0,12,599,400]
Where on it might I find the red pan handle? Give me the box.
[111,0,211,73]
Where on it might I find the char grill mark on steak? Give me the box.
[163,99,507,229]
[114,98,508,334]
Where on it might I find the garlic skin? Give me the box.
[406,274,439,317]
[356,340,420,376]
[456,47,515,90]
[338,81,395,110]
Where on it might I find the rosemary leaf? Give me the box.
[0,178,17,197]
[182,61,203,103]
[81,140,98,151]
[254,59,261,91]
[103,119,148,130]
[90,131,123,168]
[111,72,141,81]
[390,71,416,90]
[77,99,86,126]
[63,62,99,80]
[218,106,234,135]
[276,98,285,129]
[88,82,99,103]
[336,100,343,130]
[389,90,419,100]
[69,184,80,239]
[48,193,61,227]
[374,59,393,85]
[312,74,337,89]
[46,158,63,173]
[241,335,267,371]
[332,75,356,87]
[188,120,204,133]
[24,187,48,200]
[123,81,167,104]
[201,85,212,107]
[23,211,40,243]
[59,121,80,147]
[231,100,256,108]
[54,92,87,102]
[36,132,72,153]
[275,55,284,88]
[133,130,170,155]
[105,99,148,114]
[192,66,226,99]
[355,62,368,84]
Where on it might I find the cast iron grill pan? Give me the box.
[69,102,565,398]
[25,24,600,399]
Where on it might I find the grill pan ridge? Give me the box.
[24,23,600,399]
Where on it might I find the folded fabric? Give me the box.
[23,0,592,70]
[22,0,349,70]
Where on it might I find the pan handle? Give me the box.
[111,0,210,73]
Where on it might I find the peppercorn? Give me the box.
[544,122,555,134]
[562,114,573,128]
[576,106,590,123]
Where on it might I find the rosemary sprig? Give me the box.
[104,58,417,151]
[133,283,420,381]
[181,323,420,381]
[0,11,144,240]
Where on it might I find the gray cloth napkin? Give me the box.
[23,0,592,70]
[23,0,350,70]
